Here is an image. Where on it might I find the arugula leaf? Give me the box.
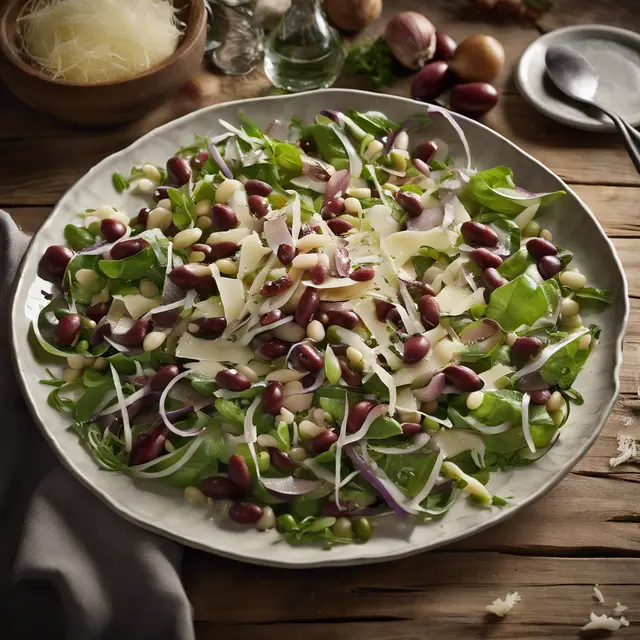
[167,186,197,230]
[540,331,591,389]
[112,172,129,193]
[346,109,400,137]
[467,166,565,215]
[573,287,612,310]
[486,273,550,331]
[99,245,155,280]
[239,162,281,187]
[238,113,265,141]
[266,141,303,179]
[412,255,434,280]
[301,124,348,165]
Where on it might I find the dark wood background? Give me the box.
[2,1,639,637]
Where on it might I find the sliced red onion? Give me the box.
[427,106,471,171]
[159,371,203,438]
[368,432,431,455]
[261,476,325,497]
[238,315,293,346]
[332,125,362,178]
[342,403,389,446]
[460,319,500,345]
[413,159,431,177]
[302,160,331,182]
[320,109,343,124]
[109,364,132,451]
[517,372,549,392]
[406,206,443,231]
[263,215,294,254]
[206,137,233,180]
[324,168,351,203]
[267,118,284,140]
[142,289,196,322]
[365,163,392,209]
[412,372,446,403]
[398,280,425,334]
[335,239,351,277]
[344,445,411,518]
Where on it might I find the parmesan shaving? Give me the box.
[593,585,605,604]
[610,434,640,467]
[486,592,521,617]
[19,0,184,84]
[582,613,629,631]
[385,229,452,268]
[176,334,253,364]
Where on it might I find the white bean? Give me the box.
[562,313,583,330]
[282,393,314,413]
[215,179,243,204]
[344,197,363,214]
[297,234,327,252]
[75,268,97,286]
[142,164,162,182]
[256,506,276,531]
[188,251,206,264]
[135,178,156,194]
[561,298,580,317]
[306,320,325,342]
[266,369,305,383]
[147,207,172,231]
[346,346,363,364]
[292,253,320,270]
[139,279,160,298]
[287,446,307,462]
[559,270,586,290]
[347,187,372,199]
[143,331,166,352]
[540,229,553,241]
[157,198,173,211]
[546,391,565,413]
[433,338,454,363]
[578,334,592,350]
[184,486,207,506]
[298,420,326,439]
[196,216,213,230]
[215,258,238,275]
[63,368,82,382]
[466,391,485,411]
[173,228,202,250]
[272,322,306,343]
[67,355,88,370]
[363,140,384,161]
[93,357,108,371]
[279,408,295,424]
[505,332,518,346]
[95,205,118,220]
[236,364,258,383]
[283,381,304,396]
[256,434,279,448]
[195,199,212,217]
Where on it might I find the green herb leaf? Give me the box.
[99,245,155,280]
[344,37,396,89]
[112,172,129,193]
[573,287,612,310]
[167,186,197,231]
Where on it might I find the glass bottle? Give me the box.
[264,0,345,93]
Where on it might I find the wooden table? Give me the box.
[2,1,639,637]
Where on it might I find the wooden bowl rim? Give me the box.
[0,0,206,88]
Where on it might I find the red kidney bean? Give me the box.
[208,241,239,260]
[55,314,81,345]
[527,237,558,259]
[260,275,293,297]
[403,334,431,364]
[86,302,109,322]
[401,422,423,436]
[152,186,170,202]
[469,248,503,269]
[244,179,272,197]
[347,400,377,433]
[128,424,168,466]
[483,267,507,291]
[295,287,320,326]
[321,197,345,220]
[314,312,329,326]
[43,245,74,275]
[202,476,244,500]
[247,194,270,219]
[263,381,284,415]
[374,299,395,322]
[443,364,484,392]
[189,243,212,262]
[100,218,126,242]
[89,323,111,346]
[461,221,499,247]
[403,279,436,300]
[255,339,289,360]
[167,156,191,186]
[216,369,252,391]
[311,429,338,454]
[433,31,457,61]
[538,255,562,280]
[195,316,227,336]
[511,336,542,360]
[292,343,324,373]
[395,190,423,218]
[211,204,238,231]
[299,222,321,238]
[330,343,349,357]
[310,263,329,285]
[411,61,450,102]
[277,243,295,265]
[327,218,353,235]
[119,319,151,346]
[325,309,359,329]
[150,364,180,392]
[260,309,283,326]
[351,267,376,282]
[418,294,440,329]
[450,83,499,117]
[339,358,363,387]
[136,207,151,227]
[301,373,316,388]
[229,502,264,524]
[413,140,438,164]
[268,447,294,473]
[387,308,404,329]
[170,264,212,290]
[193,151,209,168]
[110,238,149,260]
[530,389,552,405]
[227,454,252,493]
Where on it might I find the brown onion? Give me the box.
[384,12,436,70]
[449,34,505,83]
[325,0,382,33]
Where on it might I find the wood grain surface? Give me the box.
[2,1,639,638]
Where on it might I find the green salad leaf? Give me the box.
[167,186,197,231]
[99,245,155,280]
[486,273,549,331]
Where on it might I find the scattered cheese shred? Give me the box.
[486,592,521,617]
[19,0,184,84]
[613,603,629,615]
[610,434,640,467]
[593,584,605,604]
[582,612,629,631]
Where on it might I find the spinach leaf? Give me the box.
[64,224,95,251]
[497,247,534,280]
[486,273,549,331]
[167,186,197,230]
[412,255,434,280]
[367,416,403,439]
[382,451,439,497]
[467,166,564,215]
[192,181,216,204]
[301,124,348,165]
[266,141,303,179]
[540,331,591,389]
[476,213,521,256]
[449,390,523,427]
[73,381,113,423]
[573,287,612,310]
[346,109,400,137]
[239,162,280,187]
[99,245,155,280]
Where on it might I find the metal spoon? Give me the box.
[545,45,640,173]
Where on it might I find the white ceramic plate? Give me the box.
[517,25,640,132]
[10,89,628,568]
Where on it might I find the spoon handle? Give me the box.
[599,107,640,174]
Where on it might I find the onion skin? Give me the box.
[449,34,505,83]
[325,0,382,33]
[384,12,436,70]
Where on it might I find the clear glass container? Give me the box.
[264,0,345,93]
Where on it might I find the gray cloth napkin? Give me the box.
[0,211,195,640]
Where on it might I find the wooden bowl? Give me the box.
[0,0,207,125]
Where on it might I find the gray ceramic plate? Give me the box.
[10,90,629,567]
[517,25,640,132]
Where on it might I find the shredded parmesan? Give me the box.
[486,592,521,617]
[582,612,629,631]
[610,434,640,467]
[593,584,605,604]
